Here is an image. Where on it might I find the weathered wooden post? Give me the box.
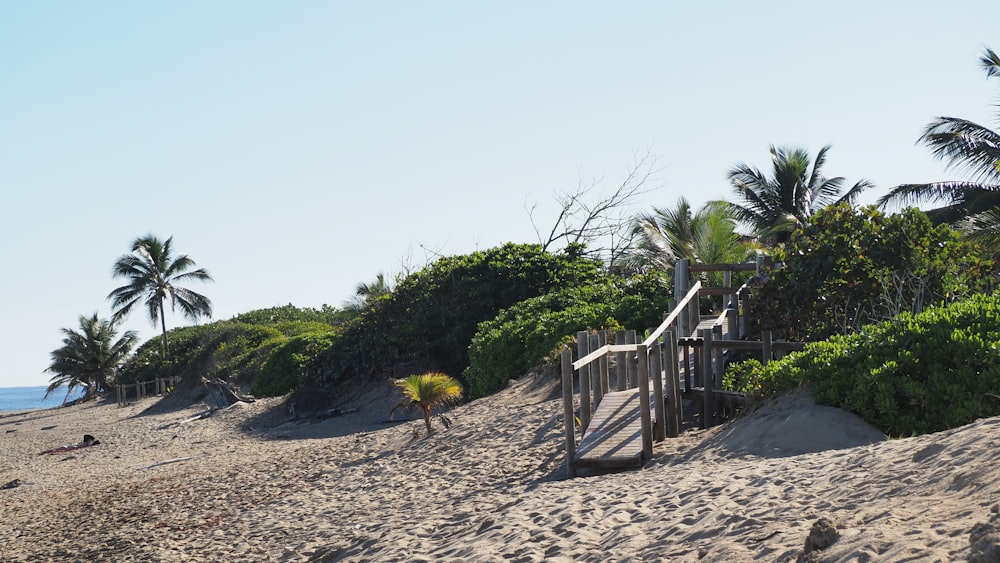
[762,329,773,365]
[713,324,724,391]
[650,337,666,442]
[675,259,689,336]
[682,344,691,392]
[625,330,637,388]
[576,331,592,431]
[590,331,604,406]
[700,328,716,428]
[597,330,610,396]
[665,329,682,437]
[561,348,577,478]
[637,344,653,458]
[615,331,627,391]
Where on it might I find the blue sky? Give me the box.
[3,1,998,387]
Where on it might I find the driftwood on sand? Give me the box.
[137,457,194,471]
[202,377,255,408]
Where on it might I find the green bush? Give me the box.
[304,243,607,389]
[464,275,672,398]
[118,305,344,392]
[749,205,994,341]
[730,293,1000,436]
[251,330,339,397]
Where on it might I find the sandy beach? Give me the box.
[1,375,998,562]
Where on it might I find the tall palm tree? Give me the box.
[45,313,138,402]
[721,145,873,245]
[390,372,463,434]
[627,198,756,276]
[108,235,213,358]
[878,48,1000,245]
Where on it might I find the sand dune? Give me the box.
[1,376,998,562]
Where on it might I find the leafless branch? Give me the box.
[528,148,663,265]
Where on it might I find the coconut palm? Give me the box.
[878,48,1000,245]
[108,235,213,358]
[721,145,873,245]
[45,313,138,402]
[390,372,463,434]
[627,198,756,277]
[344,272,393,312]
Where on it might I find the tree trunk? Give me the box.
[159,304,169,359]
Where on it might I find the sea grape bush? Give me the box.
[464,275,672,398]
[118,306,341,392]
[748,205,994,341]
[251,329,340,397]
[302,243,607,389]
[730,293,1000,436]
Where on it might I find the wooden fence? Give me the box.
[115,376,181,407]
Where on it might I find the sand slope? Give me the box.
[1,376,998,562]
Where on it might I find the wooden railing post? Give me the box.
[762,330,773,365]
[700,328,716,428]
[576,331,592,431]
[637,344,653,458]
[561,348,577,478]
[625,330,637,389]
[615,331,627,391]
[597,330,610,396]
[665,329,682,437]
[713,324,724,391]
[676,259,689,336]
[650,338,666,442]
[590,332,604,406]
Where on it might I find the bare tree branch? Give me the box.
[528,148,663,266]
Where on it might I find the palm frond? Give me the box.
[981,47,1000,79]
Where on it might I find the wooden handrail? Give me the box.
[642,281,701,347]
[571,281,703,371]
[572,344,635,371]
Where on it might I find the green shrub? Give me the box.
[464,275,672,398]
[304,243,606,389]
[730,293,1000,436]
[748,205,994,341]
[252,330,339,397]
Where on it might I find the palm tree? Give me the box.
[45,313,138,402]
[627,198,756,277]
[390,372,463,434]
[878,48,1000,246]
[108,235,213,358]
[721,145,873,245]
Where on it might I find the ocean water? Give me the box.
[0,386,85,412]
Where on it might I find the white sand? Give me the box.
[1,376,998,562]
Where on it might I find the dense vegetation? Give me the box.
[118,305,339,397]
[302,243,606,389]
[465,275,670,398]
[729,294,1000,437]
[748,205,993,341]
